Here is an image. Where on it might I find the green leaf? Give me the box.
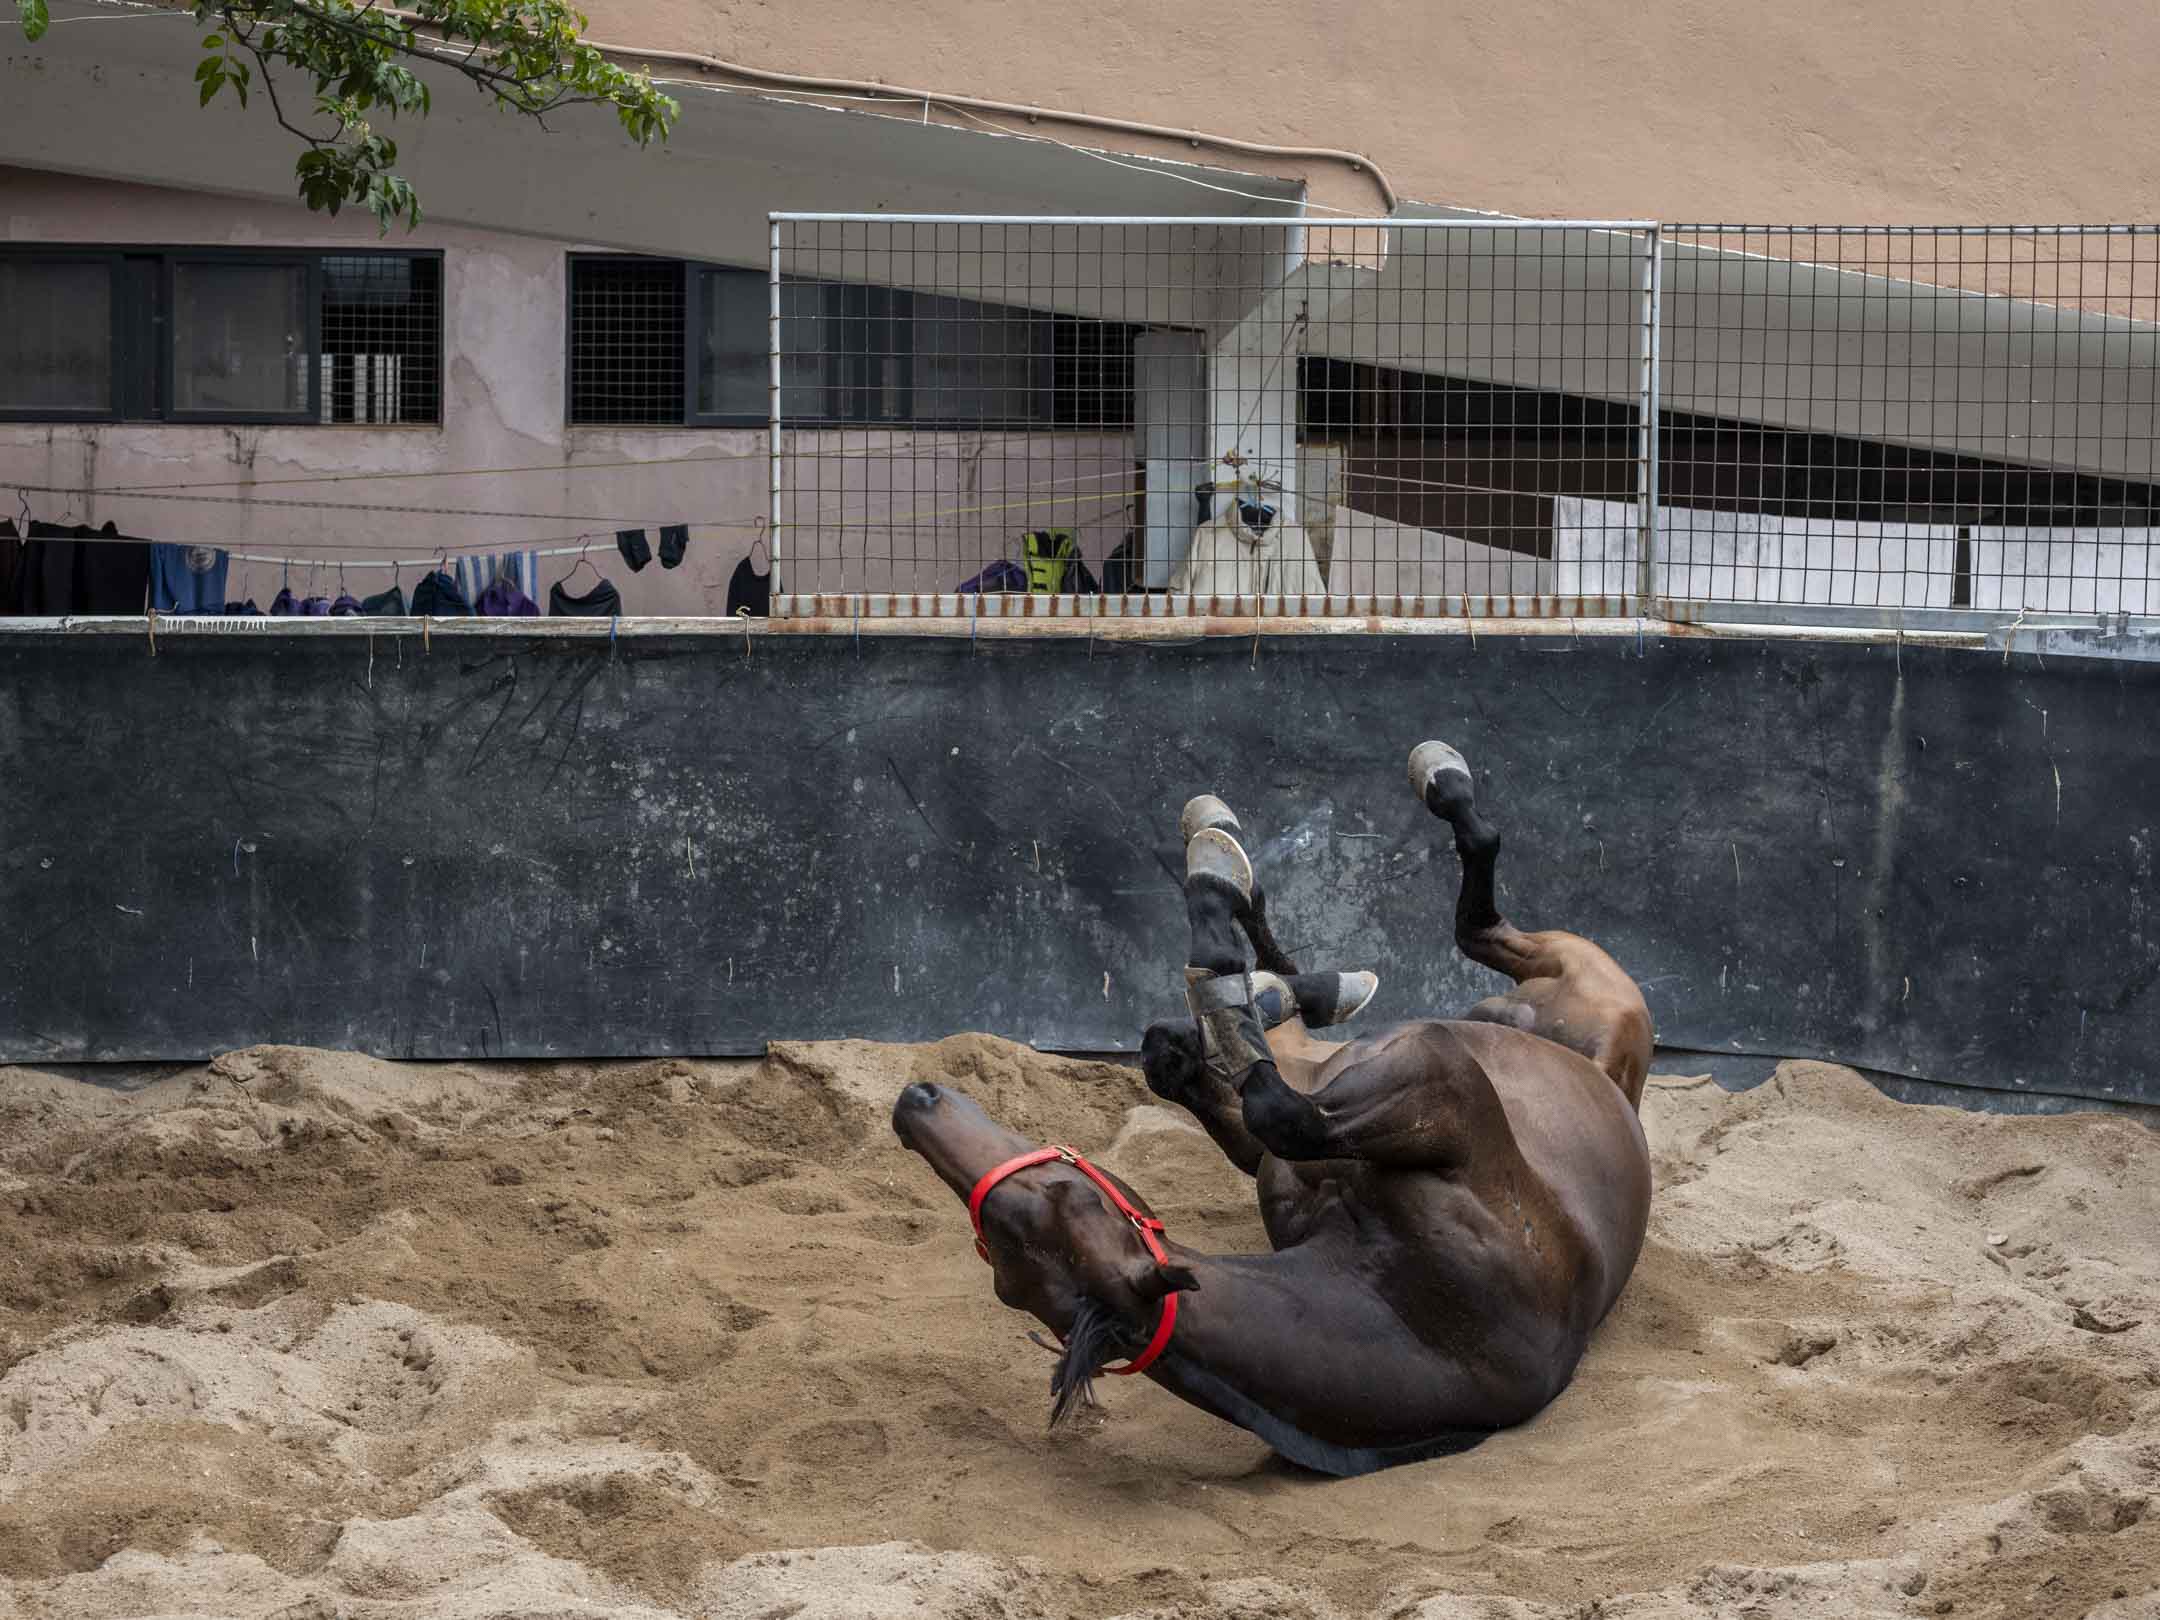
[201,32,224,48]
[19,0,48,42]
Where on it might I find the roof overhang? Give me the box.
[1,0,1304,265]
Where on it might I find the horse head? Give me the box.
[892,1080,1198,1423]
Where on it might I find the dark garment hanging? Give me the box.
[476,577,540,617]
[616,528,652,572]
[0,520,20,613]
[16,521,153,614]
[725,556,771,618]
[149,543,230,613]
[409,570,471,616]
[299,595,332,616]
[223,598,265,616]
[1101,533,1142,594]
[658,524,690,569]
[359,584,408,616]
[330,591,363,617]
[548,577,623,618]
[271,587,300,616]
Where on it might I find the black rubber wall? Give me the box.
[2,631,2153,1105]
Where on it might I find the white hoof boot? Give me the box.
[1184,825,1253,905]
[1180,793,1241,846]
[1408,740,1473,806]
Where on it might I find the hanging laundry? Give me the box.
[548,577,622,617]
[616,528,652,572]
[149,544,230,613]
[271,587,300,616]
[222,598,264,615]
[14,521,153,614]
[476,574,540,617]
[0,519,21,611]
[330,590,363,616]
[725,553,771,618]
[1019,530,1101,594]
[659,524,690,569]
[1101,532,1142,594]
[409,570,471,616]
[359,584,407,616]
[956,559,1029,594]
[1167,496,1325,597]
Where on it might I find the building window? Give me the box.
[171,259,310,417]
[319,255,444,425]
[567,256,685,425]
[0,248,442,425]
[0,258,115,415]
[568,254,1140,429]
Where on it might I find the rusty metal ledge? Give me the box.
[0,614,1993,648]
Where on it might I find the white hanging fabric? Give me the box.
[1168,498,1325,597]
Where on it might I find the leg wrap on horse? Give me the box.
[1184,967,1274,1085]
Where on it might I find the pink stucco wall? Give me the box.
[1,168,1134,613]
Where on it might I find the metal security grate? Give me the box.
[769,216,2160,629]
[771,216,1655,616]
[569,257,686,426]
[1653,226,2160,625]
[319,254,442,425]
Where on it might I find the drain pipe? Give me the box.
[385,10,1401,213]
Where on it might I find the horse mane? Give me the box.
[1047,1295,1135,1427]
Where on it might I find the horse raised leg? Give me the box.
[1181,827,1526,1169]
[1410,741,1653,1108]
[1144,800,1378,1174]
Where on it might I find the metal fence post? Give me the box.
[1636,225,1663,611]
[767,216,785,607]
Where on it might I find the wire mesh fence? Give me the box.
[770,216,2160,628]
[771,216,1655,617]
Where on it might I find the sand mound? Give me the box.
[1,1039,2154,1619]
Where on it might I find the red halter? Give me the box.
[965,1144,1180,1378]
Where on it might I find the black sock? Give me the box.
[616,529,651,572]
[658,524,689,568]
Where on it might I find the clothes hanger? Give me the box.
[564,538,601,590]
[749,517,770,571]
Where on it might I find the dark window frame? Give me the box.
[0,247,123,424]
[0,244,444,427]
[566,253,1140,432]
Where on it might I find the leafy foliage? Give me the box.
[17,0,679,232]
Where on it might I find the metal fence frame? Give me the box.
[769,213,2160,635]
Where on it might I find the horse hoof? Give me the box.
[1185,826,1253,905]
[1180,794,1241,845]
[1280,970,1378,1026]
[1329,970,1380,1024]
[1408,740,1474,812]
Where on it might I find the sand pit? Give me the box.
[1,1036,2156,1619]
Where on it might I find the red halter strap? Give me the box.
[964,1143,1180,1377]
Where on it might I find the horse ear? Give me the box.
[1133,1262,1200,1301]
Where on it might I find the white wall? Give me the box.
[1972,528,2158,615]
[1555,496,1958,606]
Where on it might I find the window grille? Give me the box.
[567,257,685,426]
[319,255,441,426]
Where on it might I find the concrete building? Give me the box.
[3,0,2156,617]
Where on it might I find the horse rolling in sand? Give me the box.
[891,742,1654,1476]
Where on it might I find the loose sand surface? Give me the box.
[1,1037,2155,1619]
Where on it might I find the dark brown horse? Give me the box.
[892,741,1653,1476]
